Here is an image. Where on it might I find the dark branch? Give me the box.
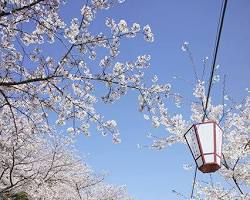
[0,0,44,17]
[191,166,198,198]
[232,176,244,194]
[0,75,61,87]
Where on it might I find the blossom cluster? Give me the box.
[0,0,158,144]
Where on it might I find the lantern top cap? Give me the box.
[195,120,217,125]
[184,120,223,138]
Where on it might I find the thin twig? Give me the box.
[191,166,198,198]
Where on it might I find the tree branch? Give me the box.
[0,75,62,87]
[191,166,198,198]
[232,176,244,194]
[0,0,44,17]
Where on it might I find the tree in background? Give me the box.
[0,0,168,199]
[0,110,132,200]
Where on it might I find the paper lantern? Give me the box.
[184,121,223,173]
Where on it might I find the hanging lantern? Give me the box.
[184,121,223,173]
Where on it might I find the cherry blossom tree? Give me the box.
[144,42,250,199]
[0,0,171,144]
[0,109,133,200]
[0,0,166,199]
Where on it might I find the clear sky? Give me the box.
[60,1,250,199]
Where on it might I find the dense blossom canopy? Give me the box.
[0,110,133,199]
[0,0,158,198]
[0,0,165,143]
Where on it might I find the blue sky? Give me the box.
[61,1,250,199]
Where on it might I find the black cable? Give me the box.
[191,166,198,198]
[202,0,228,122]
[190,1,228,198]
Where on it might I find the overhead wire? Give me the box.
[191,0,228,198]
[202,0,228,122]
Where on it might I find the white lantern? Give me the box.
[184,121,223,173]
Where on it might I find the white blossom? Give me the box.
[143,114,150,120]
[143,25,154,42]
[131,23,141,33]
[67,127,75,134]
[181,41,189,52]
[81,5,94,21]
[118,19,129,33]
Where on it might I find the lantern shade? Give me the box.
[184,121,223,173]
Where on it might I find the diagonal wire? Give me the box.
[202,0,228,122]
[191,0,228,198]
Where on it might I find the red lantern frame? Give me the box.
[184,121,223,173]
